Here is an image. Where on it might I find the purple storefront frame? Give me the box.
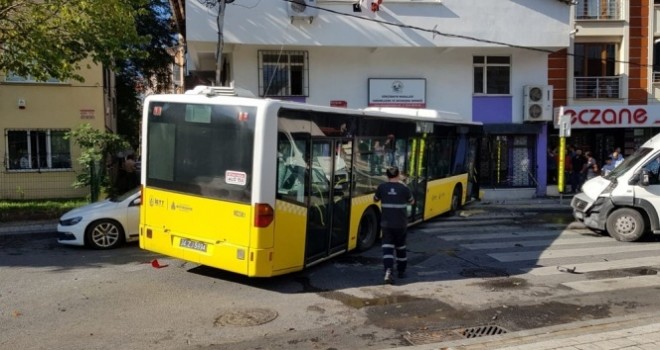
[472,96,548,196]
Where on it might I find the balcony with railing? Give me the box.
[574,76,622,99]
[576,0,622,20]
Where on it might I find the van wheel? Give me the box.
[606,208,646,242]
[357,208,378,252]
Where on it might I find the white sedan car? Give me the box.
[57,188,141,249]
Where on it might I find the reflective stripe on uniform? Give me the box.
[382,203,407,209]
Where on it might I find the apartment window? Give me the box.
[258,50,308,97]
[6,129,71,171]
[473,56,510,95]
[576,0,619,20]
[574,43,618,98]
[4,73,61,83]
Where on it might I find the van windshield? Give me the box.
[605,147,653,179]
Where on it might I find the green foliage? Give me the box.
[0,198,88,222]
[0,0,148,82]
[66,124,130,199]
[116,0,177,150]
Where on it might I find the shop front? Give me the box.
[548,105,660,187]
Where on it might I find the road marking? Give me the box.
[460,236,608,250]
[438,230,586,242]
[562,275,660,293]
[525,256,660,276]
[488,243,660,262]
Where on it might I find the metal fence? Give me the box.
[574,76,621,99]
[0,169,88,200]
[576,0,621,20]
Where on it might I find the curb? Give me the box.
[0,220,58,237]
[393,312,660,350]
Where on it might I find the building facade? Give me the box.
[547,0,660,194]
[176,0,571,198]
[0,60,115,199]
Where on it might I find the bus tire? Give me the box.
[450,186,463,213]
[357,208,378,252]
[606,208,647,242]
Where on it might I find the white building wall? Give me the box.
[230,46,549,122]
[187,0,569,50]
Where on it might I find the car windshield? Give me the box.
[110,187,140,202]
[604,147,653,179]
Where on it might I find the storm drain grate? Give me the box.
[403,325,508,345]
[461,325,508,338]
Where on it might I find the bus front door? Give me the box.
[407,137,427,222]
[305,139,352,265]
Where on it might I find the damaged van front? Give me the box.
[571,135,660,242]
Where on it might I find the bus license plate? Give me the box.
[180,238,207,252]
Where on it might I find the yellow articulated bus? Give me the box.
[139,87,482,277]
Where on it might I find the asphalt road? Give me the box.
[4,202,660,350]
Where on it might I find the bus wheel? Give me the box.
[450,186,462,213]
[606,208,646,242]
[357,209,378,252]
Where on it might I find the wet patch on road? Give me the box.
[586,267,659,279]
[471,277,529,290]
[318,291,428,310]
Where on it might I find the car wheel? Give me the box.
[357,208,378,252]
[606,208,646,242]
[85,219,125,249]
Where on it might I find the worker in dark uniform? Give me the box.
[373,166,415,284]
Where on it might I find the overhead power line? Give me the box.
[280,0,655,70]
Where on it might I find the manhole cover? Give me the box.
[214,308,278,327]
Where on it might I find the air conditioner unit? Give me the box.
[287,0,319,24]
[523,85,553,122]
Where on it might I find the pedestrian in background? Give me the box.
[373,166,415,284]
[601,157,615,176]
[570,148,586,193]
[585,151,599,180]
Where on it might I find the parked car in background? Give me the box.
[57,188,141,249]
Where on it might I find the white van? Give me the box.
[571,133,660,242]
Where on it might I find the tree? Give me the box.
[115,0,178,150]
[0,0,148,82]
[66,124,130,200]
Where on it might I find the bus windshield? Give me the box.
[604,147,653,179]
[145,102,257,203]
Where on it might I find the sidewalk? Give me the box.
[395,312,660,350]
[0,219,57,236]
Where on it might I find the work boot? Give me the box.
[384,269,394,284]
[397,270,406,279]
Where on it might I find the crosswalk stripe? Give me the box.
[525,256,660,276]
[460,236,609,250]
[488,243,660,262]
[562,275,660,293]
[438,230,584,242]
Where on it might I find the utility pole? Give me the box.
[215,0,227,86]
